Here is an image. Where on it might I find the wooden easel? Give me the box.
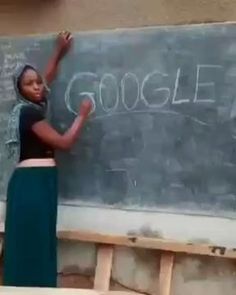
[1,229,236,295]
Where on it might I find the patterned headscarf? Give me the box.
[5,64,49,160]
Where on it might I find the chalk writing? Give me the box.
[121,73,139,111]
[141,71,170,108]
[99,73,119,112]
[172,68,190,105]
[65,72,98,115]
[194,65,223,103]
[65,64,223,117]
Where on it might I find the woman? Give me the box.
[3,32,92,287]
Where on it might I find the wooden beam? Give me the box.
[57,230,236,260]
[94,245,114,291]
[1,228,236,260]
[159,252,174,295]
[0,287,137,295]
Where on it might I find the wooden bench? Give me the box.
[1,228,236,295]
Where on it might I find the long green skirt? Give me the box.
[3,167,58,287]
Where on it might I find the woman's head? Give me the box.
[16,65,44,103]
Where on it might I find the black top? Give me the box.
[19,105,54,161]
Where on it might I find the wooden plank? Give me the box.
[57,230,236,260]
[159,252,174,295]
[1,227,236,260]
[94,245,114,291]
[0,287,137,295]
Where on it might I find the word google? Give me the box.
[65,64,222,115]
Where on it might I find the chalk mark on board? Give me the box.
[194,64,223,104]
[172,68,190,104]
[99,73,119,112]
[121,72,140,111]
[223,162,236,167]
[141,70,170,108]
[65,72,98,115]
[90,109,209,126]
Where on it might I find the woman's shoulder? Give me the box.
[20,105,45,127]
[20,104,44,117]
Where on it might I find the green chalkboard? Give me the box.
[1,24,236,218]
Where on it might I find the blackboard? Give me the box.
[1,24,236,218]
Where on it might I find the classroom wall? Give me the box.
[0,0,236,36]
[1,0,236,294]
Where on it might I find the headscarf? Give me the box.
[5,64,49,160]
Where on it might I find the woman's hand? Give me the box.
[79,99,93,119]
[32,99,93,150]
[44,31,73,85]
[56,31,73,58]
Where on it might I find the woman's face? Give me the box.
[19,68,44,103]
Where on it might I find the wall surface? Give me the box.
[0,0,236,36]
[1,0,236,294]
